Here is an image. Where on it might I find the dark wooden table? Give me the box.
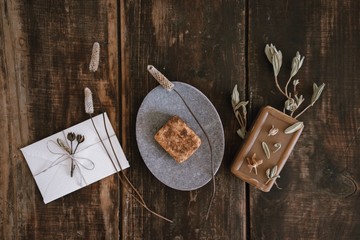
[1,0,360,239]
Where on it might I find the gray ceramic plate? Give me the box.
[136,82,224,191]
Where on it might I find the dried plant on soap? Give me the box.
[85,43,172,223]
[264,44,325,118]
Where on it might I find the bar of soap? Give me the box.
[154,116,201,163]
[231,106,304,192]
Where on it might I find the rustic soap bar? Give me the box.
[231,106,304,192]
[154,115,201,163]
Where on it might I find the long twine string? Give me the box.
[173,89,216,221]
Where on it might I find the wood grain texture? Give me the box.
[0,0,120,239]
[248,0,360,239]
[2,0,360,239]
[120,0,246,239]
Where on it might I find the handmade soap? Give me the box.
[154,115,201,163]
[231,106,304,192]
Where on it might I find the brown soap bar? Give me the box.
[231,106,304,192]
[155,115,201,163]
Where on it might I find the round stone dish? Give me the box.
[136,82,224,191]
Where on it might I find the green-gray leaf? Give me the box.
[270,165,278,178]
[262,142,271,159]
[311,83,325,104]
[231,85,240,107]
[284,122,304,134]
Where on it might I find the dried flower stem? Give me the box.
[284,76,293,97]
[89,114,173,223]
[265,44,324,118]
[85,86,172,223]
[275,76,287,97]
[173,88,215,221]
[147,66,216,220]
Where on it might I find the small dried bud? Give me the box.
[265,44,282,77]
[84,87,94,114]
[293,79,300,86]
[311,83,325,105]
[231,85,240,107]
[290,51,305,78]
[268,125,279,136]
[76,134,85,143]
[284,98,298,112]
[89,42,100,72]
[67,132,76,141]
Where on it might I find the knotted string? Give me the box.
[33,139,95,187]
[32,130,115,187]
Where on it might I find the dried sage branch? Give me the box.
[265,165,281,189]
[265,44,325,118]
[231,85,248,139]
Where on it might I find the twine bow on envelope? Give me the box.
[33,136,96,187]
[20,113,130,204]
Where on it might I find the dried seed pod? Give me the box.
[67,132,76,141]
[89,42,100,72]
[76,134,85,143]
[84,87,94,114]
[147,65,174,91]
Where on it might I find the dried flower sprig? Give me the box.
[147,65,216,221]
[84,87,173,223]
[247,153,263,175]
[265,44,325,119]
[231,85,248,139]
[85,44,172,223]
[59,132,86,177]
[265,165,281,189]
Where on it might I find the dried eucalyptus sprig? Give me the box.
[265,44,325,119]
[231,85,248,139]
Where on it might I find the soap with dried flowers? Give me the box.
[231,106,303,192]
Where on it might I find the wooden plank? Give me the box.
[248,0,360,239]
[0,0,120,238]
[120,0,247,239]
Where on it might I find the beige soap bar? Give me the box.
[155,116,201,163]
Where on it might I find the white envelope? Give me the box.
[21,113,130,204]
